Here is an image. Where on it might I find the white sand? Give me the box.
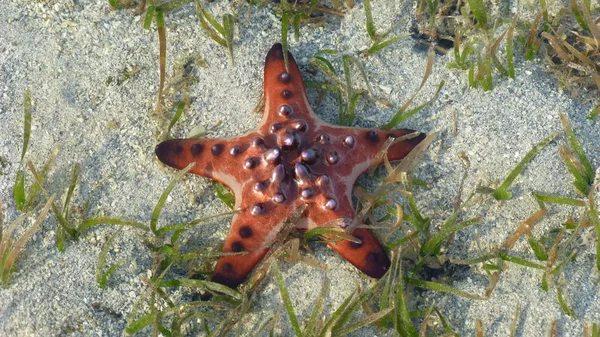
[1,1,599,336]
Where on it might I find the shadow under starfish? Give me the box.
[155,43,426,289]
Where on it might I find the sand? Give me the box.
[1,0,599,336]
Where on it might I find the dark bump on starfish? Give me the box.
[270,123,283,133]
[229,146,241,156]
[292,120,307,132]
[279,105,293,117]
[300,188,315,200]
[317,133,330,144]
[300,148,318,164]
[343,135,355,148]
[190,143,204,157]
[326,151,339,165]
[281,90,292,99]
[251,203,265,216]
[281,133,298,151]
[316,175,330,186]
[239,226,253,238]
[264,148,281,164]
[365,130,380,143]
[272,193,286,204]
[251,137,264,148]
[294,163,310,183]
[349,235,363,249]
[174,145,184,154]
[324,198,337,210]
[254,181,266,192]
[278,72,291,83]
[244,158,258,169]
[272,164,286,184]
[211,143,224,156]
[231,241,245,253]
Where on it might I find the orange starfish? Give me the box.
[155,43,425,288]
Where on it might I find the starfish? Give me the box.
[155,43,425,289]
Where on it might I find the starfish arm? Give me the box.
[260,43,324,134]
[304,198,391,279]
[212,182,296,289]
[327,227,391,278]
[311,126,426,184]
[210,211,270,289]
[155,135,278,196]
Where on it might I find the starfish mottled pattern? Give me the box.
[155,43,425,289]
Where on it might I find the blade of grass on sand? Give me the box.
[561,114,594,187]
[151,162,195,234]
[493,132,559,200]
[318,289,360,337]
[125,312,157,334]
[570,0,589,32]
[405,277,486,300]
[366,33,410,56]
[213,182,234,210]
[25,147,58,210]
[534,193,586,207]
[590,188,600,271]
[393,252,419,336]
[335,308,393,335]
[0,210,30,272]
[329,285,379,333]
[156,7,166,115]
[13,89,32,211]
[53,162,80,251]
[96,226,126,288]
[467,0,488,28]
[273,262,302,337]
[222,14,235,65]
[63,163,80,219]
[580,1,600,46]
[383,47,440,129]
[526,12,542,60]
[143,6,156,30]
[559,146,590,194]
[589,105,600,120]
[420,216,482,256]
[80,217,149,232]
[509,305,521,337]
[363,0,377,40]
[26,161,80,239]
[556,283,576,317]
[304,277,329,335]
[158,278,242,300]
[281,11,290,72]
[2,195,54,287]
[383,80,444,129]
[506,14,518,78]
[154,209,238,236]
[166,102,185,138]
[195,1,227,47]
[499,252,545,269]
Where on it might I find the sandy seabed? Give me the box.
[1,1,599,336]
